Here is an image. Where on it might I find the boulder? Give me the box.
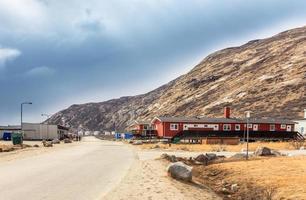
[230,153,247,159]
[161,153,177,162]
[52,138,60,144]
[206,153,217,161]
[194,154,209,165]
[132,141,143,145]
[167,162,192,182]
[254,147,272,156]
[64,138,72,143]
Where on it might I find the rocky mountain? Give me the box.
[49,26,306,131]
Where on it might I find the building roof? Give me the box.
[152,116,296,124]
[0,125,21,130]
[247,118,297,124]
[152,116,242,123]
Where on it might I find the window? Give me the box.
[223,124,231,131]
[235,124,240,131]
[281,124,286,129]
[170,123,178,131]
[247,124,253,128]
[270,124,275,131]
[286,125,292,132]
[143,125,148,130]
[253,124,258,131]
[194,124,198,128]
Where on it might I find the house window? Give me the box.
[194,124,198,128]
[223,124,231,131]
[253,124,258,131]
[286,125,292,132]
[143,125,148,130]
[247,124,253,128]
[270,124,275,131]
[170,123,178,131]
[235,124,240,131]
[281,124,286,129]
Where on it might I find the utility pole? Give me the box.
[41,114,51,140]
[245,111,251,160]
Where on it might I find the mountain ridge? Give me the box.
[49,26,306,131]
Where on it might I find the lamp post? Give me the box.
[21,102,32,134]
[245,111,251,160]
[41,114,51,140]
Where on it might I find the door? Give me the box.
[286,125,292,132]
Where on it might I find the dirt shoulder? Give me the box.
[192,156,306,200]
[0,140,78,163]
[103,149,221,200]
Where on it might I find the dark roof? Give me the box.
[153,116,296,124]
[0,125,21,130]
[247,118,297,124]
[153,116,242,123]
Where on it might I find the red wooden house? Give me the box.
[151,107,299,141]
[127,120,156,138]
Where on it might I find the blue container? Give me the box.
[3,132,11,141]
[115,133,121,139]
[124,133,133,139]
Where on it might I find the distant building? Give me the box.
[127,120,156,138]
[0,125,21,140]
[0,123,69,140]
[294,109,306,136]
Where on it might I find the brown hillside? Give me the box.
[49,26,306,131]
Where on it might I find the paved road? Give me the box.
[0,137,135,200]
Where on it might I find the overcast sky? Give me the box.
[0,0,306,124]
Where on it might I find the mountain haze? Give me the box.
[49,26,306,131]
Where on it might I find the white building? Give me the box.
[1,123,69,140]
[294,109,306,136]
[22,123,69,140]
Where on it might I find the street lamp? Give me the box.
[21,102,32,133]
[41,114,51,140]
[245,111,251,160]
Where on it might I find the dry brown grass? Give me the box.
[141,141,295,152]
[193,156,306,200]
[0,144,12,150]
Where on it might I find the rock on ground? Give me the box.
[167,161,192,182]
[254,147,272,156]
[52,138,60,144]
[64,138,72,143]
[194,154,209,165]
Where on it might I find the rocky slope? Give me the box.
[49,26,306,131]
